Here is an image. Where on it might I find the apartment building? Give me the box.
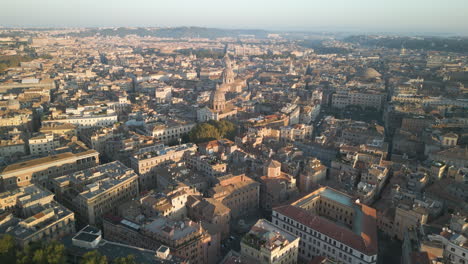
[40,122,77,137]
[28,132,60,156]
[0,149,99,190]
[382,203,429,241]
[184,152,227,178]
[63,225,188,264]
[280,124,313,142]
[272,187,378,264]
[332,90,386,110]
[401,116,433,135]
[0,79,55,93]
[140,186,199,221]
[52,161,139,225]
[241,219,299,264]
[0,185,75,247]
[260,160,298,210]
[208,174,260,219]
[198,138,238,156]
[103,216,214,264]
[0,135,26,157]
[299,158,327,193]
[0,112,33,129]
[43,114,118,130]
[341,124,384,145]
[187,197,231,239]
[79,124,124,154]
[152,162,209,194]
[154,86,172,103]
[300,105,320,124]
[428,230,468,264]
[130,143,197,190]
[146,120,195,144]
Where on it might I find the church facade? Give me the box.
[197,54,244,122]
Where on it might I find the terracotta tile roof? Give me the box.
[274,204,378,255]
[266,159,281,168]
[200,139,220,149]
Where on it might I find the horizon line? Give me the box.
[0,25,467,37]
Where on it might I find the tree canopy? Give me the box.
[0,55,34,72]
[0,234,16,264]
[113,255,137,264]
[80,251,108,264]
[0,235,136,264]
[188,120,237,143]
[0,235,67,264]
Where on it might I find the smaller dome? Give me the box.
[360,68,382,79]
[210,86,226,103]
[210,85,226,111]
[221,67,235,84]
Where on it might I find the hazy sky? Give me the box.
[1,0,468,34]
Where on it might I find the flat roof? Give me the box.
[0,201,73,240]
[1,150,97,174]
[55,161,138,200]
[74,232,99,243]
[82,225,100,234]
[62,236,185,264]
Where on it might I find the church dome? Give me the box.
[359,68,382,79]
[221,54,235,84]
[210,86,226,112]
[221,67,235,84]
[211,89,225,102]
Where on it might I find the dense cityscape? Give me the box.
[0,26,467,264]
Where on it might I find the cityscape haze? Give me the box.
[1,2,468,264]
[0,0,468,34]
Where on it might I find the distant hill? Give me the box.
[298,40,351,54]
[57,27,270,39]
[344,35,468,53]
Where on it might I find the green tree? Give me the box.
[32,241,67,264]
[16,241,42,264]
[188,123,221,143]
[113,255,137,264]
[210,120,236,139]
[0,237,67,264]
[0,55,34,73]
[0,234,16,264]
[80,251,108,264]
[44,242,66,264]
[32,249,47,264]
[188,120,237,143]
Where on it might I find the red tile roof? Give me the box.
[274,204,378,255]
